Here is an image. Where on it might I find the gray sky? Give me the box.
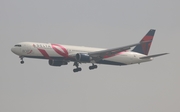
[0,0,179,112]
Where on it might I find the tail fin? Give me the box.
[132,29,155,55]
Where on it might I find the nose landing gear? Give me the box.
[19,56,24,64]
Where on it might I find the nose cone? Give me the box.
[11,47,15,53]
[11,47,20,55]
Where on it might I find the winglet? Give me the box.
[132,29,155,55]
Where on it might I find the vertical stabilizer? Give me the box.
[132,29,155,55]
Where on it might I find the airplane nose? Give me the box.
[11,47,16,53]
[11,47,14,52]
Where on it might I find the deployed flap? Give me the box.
[140,53,169,59]
[88,41,151,61]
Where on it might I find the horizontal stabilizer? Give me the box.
[140,53,169,59]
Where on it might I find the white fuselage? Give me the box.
[11,42,152,66]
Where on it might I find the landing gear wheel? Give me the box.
[20,61,24,64]
[73,69,78,72]
[94,65,97,68]
[89,65,98,70]
[77,68,82,71]
[89,66,93,70]
[73,62,82,72]
[73,68,82,72]
[19,56,24,64]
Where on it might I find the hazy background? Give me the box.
[0,0,179,112]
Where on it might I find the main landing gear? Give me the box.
[89,64,98,70]
[20,56,24,64]
[73,62,98,72]
[73,62,82,72]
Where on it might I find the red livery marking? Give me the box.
[51,44,68,58]
[38,49,51,59]
[141,36,153,55]
[104,54,116,58]
[27,50,32,54]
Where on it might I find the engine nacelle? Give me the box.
[48,60,68,66]
[76,53,91,63]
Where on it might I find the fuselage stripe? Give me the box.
[38,49,51,59]
[51,44,68,58]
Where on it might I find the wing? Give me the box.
[88,41,151,61]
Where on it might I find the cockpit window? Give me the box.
[14,45,21,47]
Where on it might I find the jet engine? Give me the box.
[48,60,68,66]
[76,53,91,63]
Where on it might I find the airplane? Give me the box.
[11,29,168,72]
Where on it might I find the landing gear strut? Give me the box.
[20,56,24,64]
[73,62,82,72]
[89,64,98,70]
